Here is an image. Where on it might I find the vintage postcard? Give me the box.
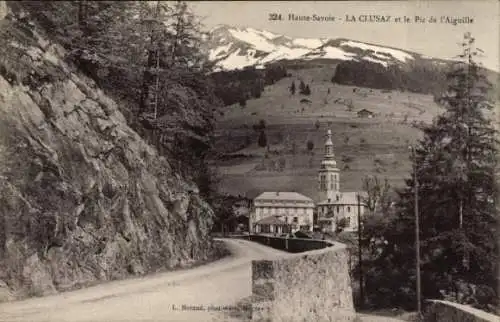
[0,1,498,321]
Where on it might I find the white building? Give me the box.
[316,129,367,232]
[250,192,315,234]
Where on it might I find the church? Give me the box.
[316,129,367,232]
[249,129,367,235]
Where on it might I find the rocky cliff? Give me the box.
[0,5,215,301]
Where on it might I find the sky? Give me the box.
[191,1,499,71]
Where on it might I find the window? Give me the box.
[320,175,326,190]
[293,217,298,223]
[336,206,340,213]
[336,195,340,201]
[347,206,351,212]
[346,217,351,226]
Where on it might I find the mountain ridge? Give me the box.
[202,24,454,71]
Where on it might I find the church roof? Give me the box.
[317,191,368,206]
[255,192,313,202]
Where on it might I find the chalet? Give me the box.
[357,109,374,118]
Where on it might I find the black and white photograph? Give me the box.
[0,1,498,321]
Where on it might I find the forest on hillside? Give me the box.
[333,58,500,102]
[4,0,278,231]
[210,64,289,107]
[332,59,448,97]
[7,0,223,197]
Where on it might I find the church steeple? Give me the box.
[318,129,340,201]
[324,129,335,159]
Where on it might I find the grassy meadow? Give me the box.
[213,67,445,200]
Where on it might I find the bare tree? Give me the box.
[361,175,391,214]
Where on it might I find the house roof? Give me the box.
[255,215,287,226]
[255,192,313,202]
[357,109,374,115]
[317,191,368,206]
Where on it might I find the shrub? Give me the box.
[336,217,349,233]
[258,119,266,129]
[258,130,267,148]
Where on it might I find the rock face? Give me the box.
[251,244,355,322]
[0,10,214,300]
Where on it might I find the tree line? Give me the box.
[332,59,448,97]
[211,64,288,107]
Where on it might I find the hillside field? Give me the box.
[212,67,446,200]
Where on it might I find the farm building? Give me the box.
[357,109,375,118]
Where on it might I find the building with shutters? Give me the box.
[250,192,315,234]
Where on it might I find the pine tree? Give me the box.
[304,84,311,95]
[258,130,267,148]
[376,33,499,311]
[290,81,296,95]
[299,80,306,93]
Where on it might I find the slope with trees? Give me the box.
[359,33,499,313]
[10,1,222,199]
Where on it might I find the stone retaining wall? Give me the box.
[251,243,355,322]
[248,234,332,253]
[423,300,500,322]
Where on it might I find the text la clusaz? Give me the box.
[345,15,391,23]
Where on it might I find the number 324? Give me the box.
[269,13,282,21]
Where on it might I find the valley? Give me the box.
[213,66,444,200]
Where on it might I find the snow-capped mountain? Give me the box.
[203,25,435,71]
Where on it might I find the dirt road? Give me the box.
[0,239,288,322]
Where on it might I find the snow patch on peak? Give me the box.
[228,28,276,52]
[217,48,259,70]
[292,38,325,49]
[362,56,389,67]
[340,40,414,62]
[209,43,232,60]
[246,27,280,40]
[306,46,357,61]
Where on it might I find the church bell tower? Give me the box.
[318,129,340,202]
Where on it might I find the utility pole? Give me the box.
[357,193,364,308]
[409,145,422,318]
